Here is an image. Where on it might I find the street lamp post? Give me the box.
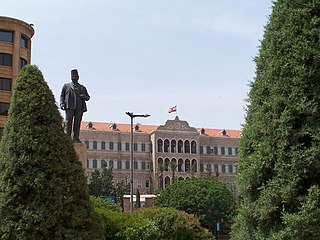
[125,112,150,213]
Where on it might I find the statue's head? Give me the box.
[71,69,79,83]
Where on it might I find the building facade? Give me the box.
[80,116,240,194]
[0,16,35,136]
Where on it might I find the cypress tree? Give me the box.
[0,65,104,239]
[231,1,320,239]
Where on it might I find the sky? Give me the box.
[2,0,273,130]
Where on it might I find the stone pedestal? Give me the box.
[74,143,87,174]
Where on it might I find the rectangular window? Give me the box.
[141,161,146,170]
[146,162,150,170]
[0,30,13,42]
[228,147,232,155]
[0,53,13,67]
[125,161,130,169]
[101,141,106,150]
[200,146,203,154]
[141,143,146,152]
[125,142,130,151]
[20,58,27,69]
[20,35,28,48]
[134,143,138,151]
[145,179,150,188]
[0,102,9,116]
[134,161,138,169]
[118,142,122,151]
[117,160,122,169]
[0,77,12,91]
[109,142,114,150]
[93,160,97,168]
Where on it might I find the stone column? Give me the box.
[74,143,87,174]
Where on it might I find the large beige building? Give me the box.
[0,16,35,136]
[80,116,240,194]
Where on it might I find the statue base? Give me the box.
[73,142,87,174]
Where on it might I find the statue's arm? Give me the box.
[80,86,90,101]
[60,84,67,110]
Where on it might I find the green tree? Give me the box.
[155,177,235,231]
[0,65,104,239]
[138,207,215,240]
[231,1,320,239]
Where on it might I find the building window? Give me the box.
[200,163,204,172]
[164,139,169,153]
[101,160,107,168]
[178,159,183,172]
[125,142,130,151]
[221,147,225,155]
[117,160,122,169]
[109,142,114,150]
[118,142,122,151]
[235,148,239,155]
[191,141,197,154]
[93,141,97,150]
[0,77,12,91]
[20,35,28,48]
[157,139,163,152]
[184,140,190,153]
[134,143,138,151]
[214,147,218,155]
[141,143,146,152]
[85,141,89,149]
[214,164,219,173]
[92,159,97,168]
[134,161,138,169]
[109,160,114,169]
[221,164,226,173]
[0,102,9,116]
[101,141,106,150]
[145,179,150,188]
[206,146,211,155]
[229,164,233,173]
[185,159,190,172]
[141,161,146,170]
[0,30,13,42]
[0,53,13,67]
[125,161,130,169]
[200,146,203,154]
[20,58,27,69]
[228,147,232,155]
[178,140,183,153]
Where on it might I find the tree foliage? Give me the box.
[0,65,104,239]
[138,207,215,240]
[155,177,235,231]
[231,1,320,239]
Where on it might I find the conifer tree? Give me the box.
[0,65,104,239]
[231,1,320,239]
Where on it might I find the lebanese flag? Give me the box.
[168,105,177,113]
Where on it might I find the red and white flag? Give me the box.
[168,105,177,113]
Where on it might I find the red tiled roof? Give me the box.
[81,121,241,138]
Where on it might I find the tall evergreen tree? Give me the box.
[231,1,320,239]
[0,65,104,239]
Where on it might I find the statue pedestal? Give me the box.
[74,143,87,174]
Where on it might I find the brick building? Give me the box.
[0,16,35,136]
[80,116,240,194]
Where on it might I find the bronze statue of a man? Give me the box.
[60,69,90,143]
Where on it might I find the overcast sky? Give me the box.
[2,0,273,130]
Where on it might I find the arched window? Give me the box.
[164,158,170,171]
[228,147,232,155]
[171,139,176,153]
[214,146,218,155]
[178,159,183,172]
[191,141,197,154]
[184,140,190,153]
[93,141,97,150]
[221,147,225,155]
[171,158,177,172]
[164,139,170,153]
[178,176,184,181]
[178,140,183,153]
[158,158,163,171]
[191,159,197,172]
[85,141,89,149]
[92,159,97,168]
[185,159,190,172]
[164,176,171,187]
[157,139,163,152]
[221,164,226,173]
[109,160,114,169]
[229,164,233,173]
